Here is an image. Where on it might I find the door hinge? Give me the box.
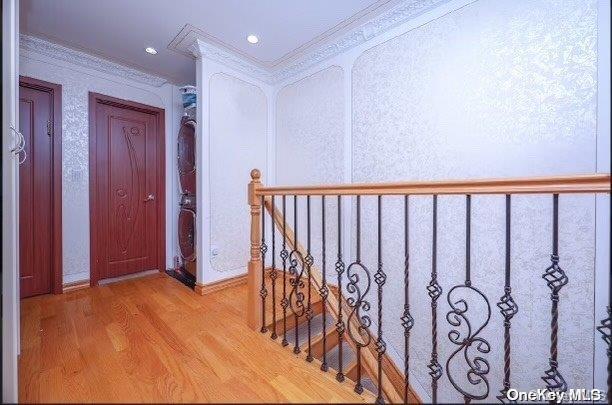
[47,120,52,136]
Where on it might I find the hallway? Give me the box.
[19,273,373,403]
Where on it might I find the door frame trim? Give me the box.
[88,92,166,286]
[19,76,63,295]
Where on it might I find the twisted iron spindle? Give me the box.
[260,195,268,333]
[374,196,387,404]
[497,195,518,403]
[401,195,415,404]
[269,196,278,340]
[541,194,568,394]
[306,196,314,362]
[320,196,329,371]
[427,195,442,403]
[335,195,346,382]
[280,196,289,347]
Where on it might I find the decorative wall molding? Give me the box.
[190,39,273,84]
[180,0,449,84]
[273,0,447,81]
[20,35,168,87]
[169,23,266,67]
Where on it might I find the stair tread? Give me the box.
[325,339,355,372]
[284,312,333,347]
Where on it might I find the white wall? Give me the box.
[20,36,184,284]
[272,0,607,402]
[275,66,345,278]
[209,73,267,277]
[2,0,20,401]
[193,49,273,285]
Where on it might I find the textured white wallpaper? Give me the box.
[276,66,345,186]
[20,49,181,284]
[276,66,345,277]
[351,0,597,402]
[209,73,267,273]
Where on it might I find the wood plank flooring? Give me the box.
[19,273,375,403]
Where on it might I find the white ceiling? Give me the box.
[20,0,401,85]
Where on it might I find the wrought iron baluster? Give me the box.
[270,196,278,339]
[445,195,491,403]
[597,304,611,403]
[374,196,387,404]
[335,195,346,382]
[347,195,372,395]
[320,196,329,371]
[427,195,442,403]
[541,194,568,394]
[289,195,306,354]
[281,196,289,347]
[401,195,414,404]
[260,195,268,333]
[497,195,518,403]
[595,215,611,403]
[306,196,314,362]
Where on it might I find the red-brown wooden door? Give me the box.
[90,94,165,283]
[19,84,53,298]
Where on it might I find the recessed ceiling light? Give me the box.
[145,47,158,55]
[246,34,259,44]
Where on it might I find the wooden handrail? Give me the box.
[256,173,611,196]
[246,169,609,403]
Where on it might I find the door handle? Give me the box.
[9,125,24,153]
[9,126,26,165]
[144,193,155,202]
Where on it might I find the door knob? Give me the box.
[144,193,155,202]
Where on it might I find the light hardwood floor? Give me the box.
[19,272,375,403]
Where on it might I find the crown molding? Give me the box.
[169,23,267,68]
[190,38,274,83]
[173,0,448,84]
[272,0,447,81]
[20,34,168,87]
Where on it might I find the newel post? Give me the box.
[247,169,263,330]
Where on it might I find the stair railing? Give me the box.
[247,168,611,404]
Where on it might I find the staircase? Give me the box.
[262,275,390,400]
[247,178,418,403]
[246,169,612,404]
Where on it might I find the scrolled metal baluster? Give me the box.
[374,196,387,404]
[260,195,268,333]
[445,195,491,403]
[596,246,611,403]
[335,195,346,382]
[541,194,568,395]
[401,195,414,404]
[269,196,278,340]
[280,196,289,347]
[288,195,306,354]
[597,305,611,403]
[497,195,518,403]
[320,196,329,372]
[346,195,372,395]
[427,195,443,403]
[305,196,314,362]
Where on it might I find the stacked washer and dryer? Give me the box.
[171,87,197,288]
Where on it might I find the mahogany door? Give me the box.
[89,93,165,283]
[19,83,54,298]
